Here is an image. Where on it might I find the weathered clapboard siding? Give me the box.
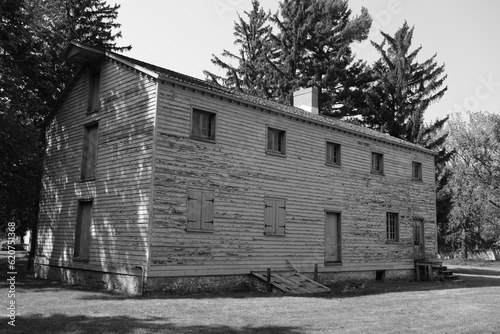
[148,82,437,277]
[36,60,156,271]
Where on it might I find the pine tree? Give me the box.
[204,0,273,98]
[270,0,372,111]
[364,22,447,143]
[205,0,373,112]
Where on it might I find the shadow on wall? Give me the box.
[37,63,155,282]
[11,314,303,334]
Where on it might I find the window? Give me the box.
[371,152,384,174]
[412,161,422,180]
[81,123,99,181]
[74,201,92,261]
[186,189,214,231]
[326,141,341,166]
[264,198,286,235]
[386,212,399,242]
[267,127,286,155]
[88,71,101,113]
[191,108,216,141]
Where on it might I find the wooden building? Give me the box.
[35,42,438,294]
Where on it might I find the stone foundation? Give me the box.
[35,263,415,296]
[317,269,414,286]
[145,274,268,295]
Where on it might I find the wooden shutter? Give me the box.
[276,199,286,235]
[75,201,92,259]
[91,71,101,111]
[81,124,98,180]
[264,198,274,234]
[201,191,214,230]
[86,125,99,178]
[264,198,286,235]
[187,190,201,230]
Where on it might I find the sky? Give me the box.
[113,0,500,123]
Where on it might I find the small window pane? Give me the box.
[412,162,422,180]
[192,109,216,140]
[371,152,383,173]
[267,128,286,154]
[326,142,341,165]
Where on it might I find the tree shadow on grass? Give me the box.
[1,314,303,334]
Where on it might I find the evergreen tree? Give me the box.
[204,0,274,98]
[0,0,127,246]
[270,0,372,112]
[205,0,373,113]
[362,22,447,144]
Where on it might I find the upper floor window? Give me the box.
[88,71,101,113]
[267,127,286,155]
[412,161,422,180]
[191,108,216,141]
[371,152,384,174]
[326,141,341,166]
[81,123,99,181]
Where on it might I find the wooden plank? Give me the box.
[251,270,330,294]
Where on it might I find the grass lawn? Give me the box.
[1,259,500,334]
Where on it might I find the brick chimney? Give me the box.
[293,87,319,114]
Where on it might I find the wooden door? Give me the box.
[75,201,92,259]
[325,212,341,263]
[413,219,425,259]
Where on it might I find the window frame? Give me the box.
[190,108,216,142]
[74,200,93,262]
[386,212,400,242]
[88,70,101,114]
[325,141,341,167]
[412,161,423,181]
[186,189,215,232]
[266,126,286,156]
[371,151,384,175]
[80,122,99,181]
[264,197,286,236]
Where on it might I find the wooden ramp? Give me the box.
[251,270,331,294]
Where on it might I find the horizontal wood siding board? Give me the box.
[36,60,155,269]
[150,83,437,276]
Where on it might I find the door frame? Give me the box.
[413,218,425,260]
[324,210,342,265]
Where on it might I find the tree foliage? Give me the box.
[204,0,274,99]
[0,0,127,236]
[442,112,500,254]
[346,22,448,144]
[205,0,373,114]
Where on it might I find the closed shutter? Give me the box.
[264,198,274,234]
[187,190,201,230]
[264,198,286,235]
[86,125,99,178]
[201,191,214,231]
[91,71,101,111]
[276,199,286,235]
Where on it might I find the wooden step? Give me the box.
[251,270,331,294]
